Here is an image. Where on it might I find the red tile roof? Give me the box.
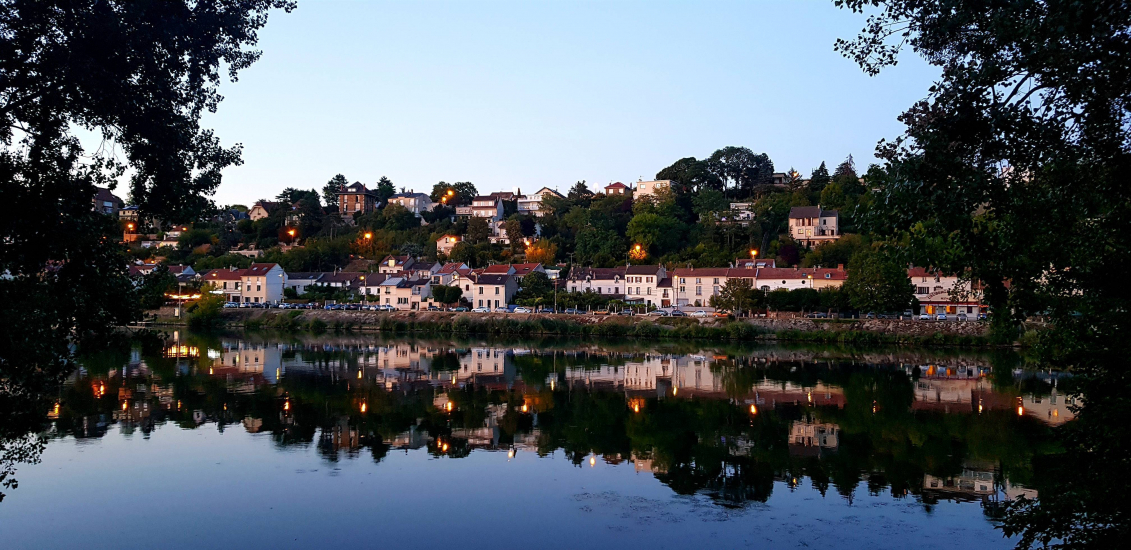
[204,268,246,281]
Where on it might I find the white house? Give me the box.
[788,206,840,244]
[436,234,462,256]
[470,196,503,222]
[387,192,434,216]
[623,265,667,307]
[517,187,564,217]
[566,266,626,296]
[240,263,287,304]
[633,180,671,201]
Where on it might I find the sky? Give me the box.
[201,0,940,207]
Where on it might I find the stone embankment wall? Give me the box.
[150,308,987,337]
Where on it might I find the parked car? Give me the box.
[903,310,914,318]
[223,302,239,308]
[669,310,687,317]
[472,307,490,313]
[593,309,610,316]
[616,309,634,316]
[865,312,876,319]
[957,313,968,321]
[650,310,670,316]
[426,305,442,311]
[536,307,554,313]
[919,313,931,320]
[563,308,580,315]
[450,306,469,312]
[809,312,828,319]
[936,313,948,321]
[513,307,531,314]
[690,310,709,318]
[978,312,988,320]
[714,311,730,318]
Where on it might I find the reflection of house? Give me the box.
[789,419,840,456]
[923,463,996,500]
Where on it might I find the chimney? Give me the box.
[837,264,844,270]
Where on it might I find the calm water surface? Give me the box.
[0,332,1070,549]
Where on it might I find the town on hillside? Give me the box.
[101,152,989,318]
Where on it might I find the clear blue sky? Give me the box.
[203,0,939,206]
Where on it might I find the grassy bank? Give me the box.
[193,311,996,348]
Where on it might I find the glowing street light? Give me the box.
[750,249,758,258]
[364,232,373,240]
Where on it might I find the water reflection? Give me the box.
[17,332,1068,518]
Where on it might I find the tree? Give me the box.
[448,242,477,266]
[431,285,463,306]
[374,176,396,204]
[323,174,348,209]
[519,271,553,296]
[504,218,525,251]
[567,181,592,203]
[706,146,774,196]
[709,278,759,315]
[466,217,490,243]
[841,249,913,313]
[382,203,418,231]
[138,265,176,310]
[525,241,558,265]
[0,0,293,392]
[808,162,831,194]
[656,157,723,193]
[626,213,684,256]
[692,189,729,216]
[276,188,319,206]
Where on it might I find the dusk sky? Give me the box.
[202,0,940,206]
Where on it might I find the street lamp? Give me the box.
[364,232,372,240]
[750,249,758,258]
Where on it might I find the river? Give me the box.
[0,331,1073,549]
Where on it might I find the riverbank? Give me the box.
[147,308,997,347]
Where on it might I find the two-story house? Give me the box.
[623,265,668,307]
[470,196,503,222]
[517,187,564,217]
[436,234,462,256]
[203,268,246,302]
[338,182,379,217]
[566,266,626,296]
[386,192,434,216]
[431,262,470,287]
[788,206,840,244]
[248,200,281,221]
[378,255,416,274]
[633,180,671,201]
[470,274,517,309]
[604,182,629,195]
[92,187,124,216]
[241,263,287,304]
[670,267,731,307]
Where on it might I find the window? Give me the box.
[713,278,719,284]
[256,284,261,291]
[713,286,719,294]
[494,287,499,294]
[695,278,701,284]
[695,286,701,296]
[647,288,652,295]
[626,287,631,295]
[478,287,483,294]
[636,287,641,294]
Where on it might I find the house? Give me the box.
[622,265,668,307]
[566,266,626,296]
[387,192,434,216]
[407,261,441,280]
[436,235,463,256]
[378,255,416,274]
[725,203,756,225]
[203,268,246,302]
[93,187,124,216]
[431,262,469,286]
[119,205,140,222]
[285,271,325,294]
[517,187,563,217]
[604,182,629,195]
[375,277,432,310]
[470,196,503,222]
[315,271,366,291]
[450,266,477,302]
[507,263,544,281]
[470,274,517,309]
[734,258,776,269]
[633,180,671,200]
[338,182,378,217]
[482,264,516,277]
[669,268,731,307]
[749,266,845,293]
[248,200,281,221]
[489,190,519,202]
[908,267,984,316]
[788,206,840,244]
[241,263,287,304]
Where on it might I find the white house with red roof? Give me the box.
[241,263,287,303]
[203,267,246,302]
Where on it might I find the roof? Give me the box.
[245,263,280,276]
[625,265,661,275]
[789,206,838,219]
[379,255,413,265]
[204,268,245,281]
[510,263,542,276]
[657,277,672,288]
[483,264,514,274]
[339,182,374,195]
[128,264,156,276]
[471,196,499,203]
[165,265,191,275]
[489,191,517,200]
[907,266,953,279]
[251,200,282,210]
[605,182,628,189]
[287,272,324,280]
[474,274,511,285]
[389,192,430,200]
[753,267,847,281]
[671,267,731,278]
[735,258,776,269]
[318,271,365,284]
[437,262,468,275]
[437,234,462,242]
[93,187,123,203]
[379,277,406,287]
[534,187,563,198]
[569,266,626,281]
